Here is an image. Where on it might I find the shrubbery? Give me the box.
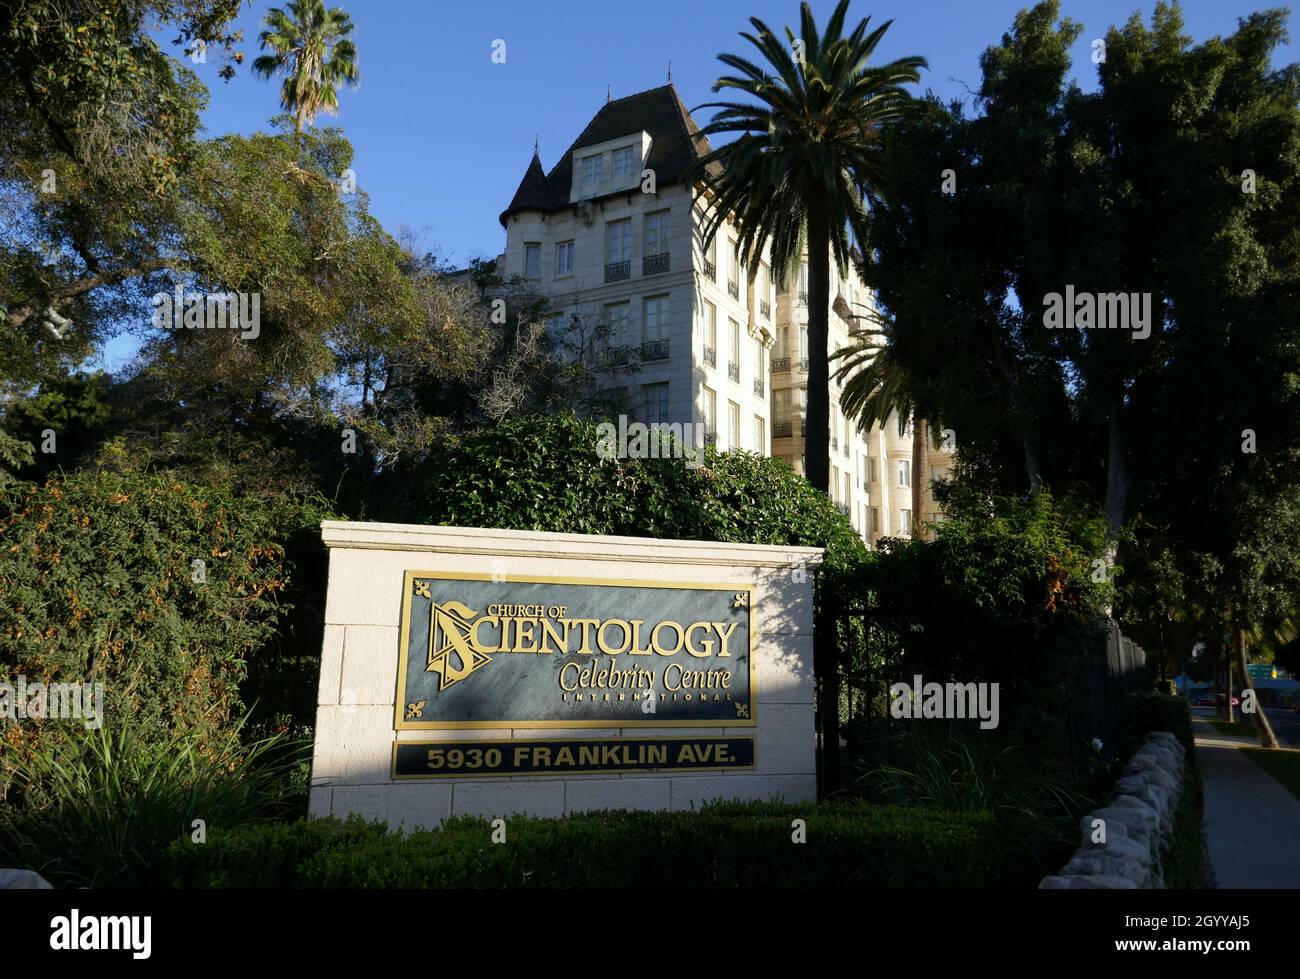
[163,800,1045,889]
[0,465,332,790]
[420,412,867,569]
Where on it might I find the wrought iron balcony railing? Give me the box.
[599,346,632,367]
[643,252,669,276]
[604,260,630,283]
[640,338,670,362]
[797,291,808,306]
[759,300,770,319]
[727,280,739,300]
[772,357,809,373]
[703,345,716,368]
[703,259,716,282]
[753,378,764,398]
[727,361,739,383]
[773,420,793,439]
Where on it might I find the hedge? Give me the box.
[419,412,867,571]
[164,800,1045,889]
[0,467,331,791]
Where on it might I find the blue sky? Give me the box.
[103,0,1295,369]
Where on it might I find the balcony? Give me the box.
[753,378,764,398]
[773,420,792,439]
[703,259,716,282]
[703,345,716,368]
[643,252,670,276]
[760,300,770,320]
[641,338,670,362]
[797,291,808,306]
[832,436,838,452]
[605,260,630,283]
[599,346,632,367]
[771,357,809,374]
[727,361,739,383]
[727,280,739,300]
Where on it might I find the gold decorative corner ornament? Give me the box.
[413,580,431,598]
[406,700,426,719]
[731,592,748,609]
[734,702,750,718]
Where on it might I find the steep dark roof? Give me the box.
[504,150,549,217]
[498,84,720,228]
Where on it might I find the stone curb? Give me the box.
[1039,731,1186,890]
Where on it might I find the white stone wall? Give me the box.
[309,522,821,831]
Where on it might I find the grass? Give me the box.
[1208,719,1257,738]
[1241,748,1300,804]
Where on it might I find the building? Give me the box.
[494,83,950,546]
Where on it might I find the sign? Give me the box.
[392,736,755,779]
[395,571,754,730]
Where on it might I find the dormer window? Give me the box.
[583,154,604,185]
[612,146,635,178]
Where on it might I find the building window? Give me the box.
[583,154,604,185]
[643,295,669,342]
[702,387,716,442]
[612,146,635,178]
[728,401,740,452]
[728,318,740,382]
[868,457,878,483]
[524,243,540,277]
[703,301,716,367]
[556,240,574,276]
[645,210,670,257]
[643,382,669,427]
[832,465,840,503]
[900,509,912,534]
[898,459,911,487]
[753,416,765,455]
[704,234,717,280]
[871,507,879,533]
[798,325,808,359]
[603,301,629,344]
[606,220,631,264]
[843,471,851,507]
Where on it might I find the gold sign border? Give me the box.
[393,570,757,730]
[390,735,758,780]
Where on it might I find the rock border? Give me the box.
[1040,731,1185,890]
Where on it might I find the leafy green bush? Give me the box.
[1126,692,1194,756]
[849,724,1094,876]
[0,466,331,783]
[0,720,310,888]
[162,800,1044,889]
[840,491,1113,757]
[420,412,866,569]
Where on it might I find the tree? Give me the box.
[686,0,924,500]
[253,0,359,136]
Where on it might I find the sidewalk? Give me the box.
[1194,716,1300,888]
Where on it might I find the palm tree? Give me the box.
[687,0,924,497]
[253,0,359,136]
[831,309,930,539]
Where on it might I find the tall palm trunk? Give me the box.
[1233,612,1280,748]
[911,417,928,539]
[805,197,831,496]
[805,194,838,791]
